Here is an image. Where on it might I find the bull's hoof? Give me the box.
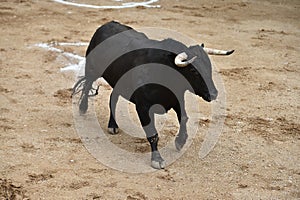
[175,133,188,151]
[151,151,165,169]
[151,160,166,169]
[108,128,119,134]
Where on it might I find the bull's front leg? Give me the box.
[136,104,166,169]
[174,103,188,151]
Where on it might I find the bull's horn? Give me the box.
[203,47,234,56]
[175,52,197,67]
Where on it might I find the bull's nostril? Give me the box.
[210,91,218,100]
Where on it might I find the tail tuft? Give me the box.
[72,77,89,114]
[72,76,86,97]
[79,94,88,114]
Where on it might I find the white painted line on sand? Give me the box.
[53,0,160,9]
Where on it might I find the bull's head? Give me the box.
[174,45,234,102]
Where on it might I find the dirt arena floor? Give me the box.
[1,0,299,199]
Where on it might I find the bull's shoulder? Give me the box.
[157,38,188,53]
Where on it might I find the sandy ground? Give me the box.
[1,0,300,199]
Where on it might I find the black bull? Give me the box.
[73,21,233,169]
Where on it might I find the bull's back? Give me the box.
[85,21,133,56]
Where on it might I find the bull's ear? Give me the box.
[201,43,204,47]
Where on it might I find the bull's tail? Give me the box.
[72,76,99,114]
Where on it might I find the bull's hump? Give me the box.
[160,38,188,53]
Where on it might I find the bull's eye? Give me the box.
[190,67,199,75]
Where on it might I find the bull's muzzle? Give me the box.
[210,90,218,101]
[203,90,218,102]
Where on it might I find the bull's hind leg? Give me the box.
[136,104,166,169]
[174,103,188,151]
[108,92,119,134]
